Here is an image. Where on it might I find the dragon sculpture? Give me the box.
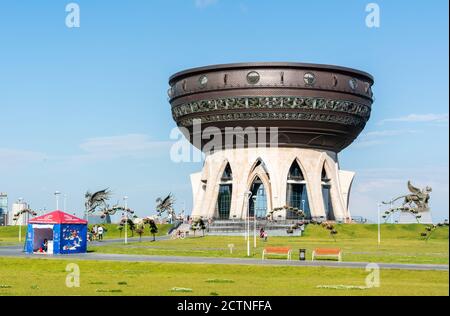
[383,181,432,211]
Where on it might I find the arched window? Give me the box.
[216,163,232,219]
[249,176,267,219]
[286,161,311,219]
[321,164,335,221]
[221,163,233,181]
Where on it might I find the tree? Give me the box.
[190,218,206,237]
[148,219,159,242]
[197,218,207,237]
[135,226,145,242]
[191,223,198,237]
[420,221,449,242]
[119,218,135,237]
[310,221,338,242]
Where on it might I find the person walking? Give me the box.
[92,225,98,241]
[260,227,265,239]
[97,225,104,241]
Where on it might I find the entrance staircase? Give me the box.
[207,219,304,236]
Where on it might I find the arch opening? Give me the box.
[286,160,311,219]
[216,163,233,219]
[249,176,268,219]
[321,163,335,221]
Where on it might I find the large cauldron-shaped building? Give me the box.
[169,63,374,222]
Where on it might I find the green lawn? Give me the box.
[89,224,449,264]
[0,257,447,296]
[2,224,448,264]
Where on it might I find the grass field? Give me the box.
[89,224,449,264]
[0,257,447,296]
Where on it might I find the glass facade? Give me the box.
[322,185,334,220]
[216,163,233,219]
[321,166,335,220]
[217,185,232,219]
[0,194,7,226]
[287,184,311,219]
[249,178,267,218]
[286,161,311,219]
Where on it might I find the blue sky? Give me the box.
[0,0,448,222]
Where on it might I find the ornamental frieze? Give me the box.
[177,110,365,128]
[172,96,371,123]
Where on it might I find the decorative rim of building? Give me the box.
[168,62,374,153]
[169,62,374,84]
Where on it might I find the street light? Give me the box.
[124,196,129,244]
[252,195,257,248]
[244,191,252,257]
[54,191,61,210]
[18,198,23,242]
[377,203,381,246]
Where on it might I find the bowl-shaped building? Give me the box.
[169,62,374,222]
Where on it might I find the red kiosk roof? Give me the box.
[29,210,88,224]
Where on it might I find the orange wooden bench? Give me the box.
[312,248,342,262]
[262,247,292,260]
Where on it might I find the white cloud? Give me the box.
[0,148,47,168]
[353,129,419,148]
[195,0,218,9]
[76,134,172,161]
[380,113,449,124]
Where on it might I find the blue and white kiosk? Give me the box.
[26,210,87,255]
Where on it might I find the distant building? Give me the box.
[87,214,112,225]
[9,200,30,226]
[0,193,7,226]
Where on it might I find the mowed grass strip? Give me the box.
[0,257,447,296]
[89,224,449,264]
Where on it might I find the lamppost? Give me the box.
[244,191,252,256]
[252,195,257,248]
[377,202,381,246]
[18,198,23,242]
[124,196,129,244]
[54,191,61,210]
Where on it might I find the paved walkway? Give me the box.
[0,245,447,271]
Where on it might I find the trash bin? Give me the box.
[299,249,306,261]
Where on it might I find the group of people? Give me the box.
[88,225,105,242]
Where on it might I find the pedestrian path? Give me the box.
[0,245,447,271]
